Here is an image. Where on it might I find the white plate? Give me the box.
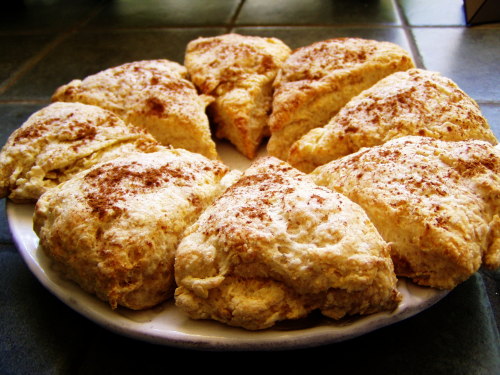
[6,141,449,350]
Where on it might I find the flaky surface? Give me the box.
[185,34,291,159]
[52,59,218,159]
[311,136,500,289]
[175,157,400,330]
[34,149,240,310]
[267,37,415,160]
[289,69,498,172]
[0,102,160,202]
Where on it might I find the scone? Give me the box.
[52,59,218,159]
[33,149,240,310]
[289,69,498,172]
[267,37,415,160]
[0,102,160,202]
[174,157,401,330]
[311,136,500,289]
[185,33,291,159]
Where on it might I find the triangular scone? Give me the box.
[174,157,400,330]
[185,34,291,159]
[311,136,500,289]
[289,69,498,172]
[33,149,241,310]
[0,102,161,202]
[267,37,415,161]
[52,59,218,159]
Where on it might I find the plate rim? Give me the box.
[6,200,449,351]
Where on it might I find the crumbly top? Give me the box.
[0,102,157,201]
[52,59,205,121]
[311,136,500,280]
[81,150,231,220]
[175,156,395,297]
[287,69,498,172]
[185,33,291,95]
[333,69,497,143]
[275,37,413,85]
[33,148,239,309]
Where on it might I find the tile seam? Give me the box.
[227,0,246,32]
[0,3,105,96]
[393,0,425,69]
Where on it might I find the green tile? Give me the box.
[87,0,240,28]
[0,28,226,101]
[237,0,400,25]
[0,252,94,374]
[397,0,468,26]
[479,104,500,138]
[1,0,103,32]
[412,27,500,102]
[0,34,54,87]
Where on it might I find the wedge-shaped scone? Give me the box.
[0,102,161,202]
[174,156,401,330]
[52,59,218,159]
[267,37,415,160]
[185,34,291,159]
[311,136,500,289]
[289,69,498,172]
[33,149,240,310]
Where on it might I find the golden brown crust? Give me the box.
[185,34,291,159]
[311,136,500,289]
[0,102,160,202]
[52,59,218,159]
[267,37,415,160]
[174,156,400,330]
[289,69,498,172]
[33,149,240,310]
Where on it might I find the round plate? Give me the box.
[6,142,448,350]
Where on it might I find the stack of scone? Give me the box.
[1,33,498,331]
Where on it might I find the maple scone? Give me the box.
[185,33,291,159]
[289,69,498,172]
[0,102,161,202]
[267,37,415,160]
[33,149,240,310]
[52,59,218,159]
[174,157,401,330]
[311,136,500,290]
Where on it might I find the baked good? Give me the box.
[174,156,400,330]
[267,37,415,160]
[288,69,498,172]
[52,59,218,159]
[33,149,241,310]
[311,136,500,289]
[185,33,291,159]
[0,102,160,202]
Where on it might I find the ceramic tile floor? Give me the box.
[0,0,499,372]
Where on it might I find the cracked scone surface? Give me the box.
[33,149,240,310]
[174,156,400,330]
[0,102,160,202]
[311,136,500,289]
[52,59,218,159]
[185,34,291,159]
[267,37,415,161]
[289,69,498,172]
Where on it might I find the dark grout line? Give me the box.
[232,23,404,29]
[0,32,67,95]
[227,0,246,33]
[393,0,425,69]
